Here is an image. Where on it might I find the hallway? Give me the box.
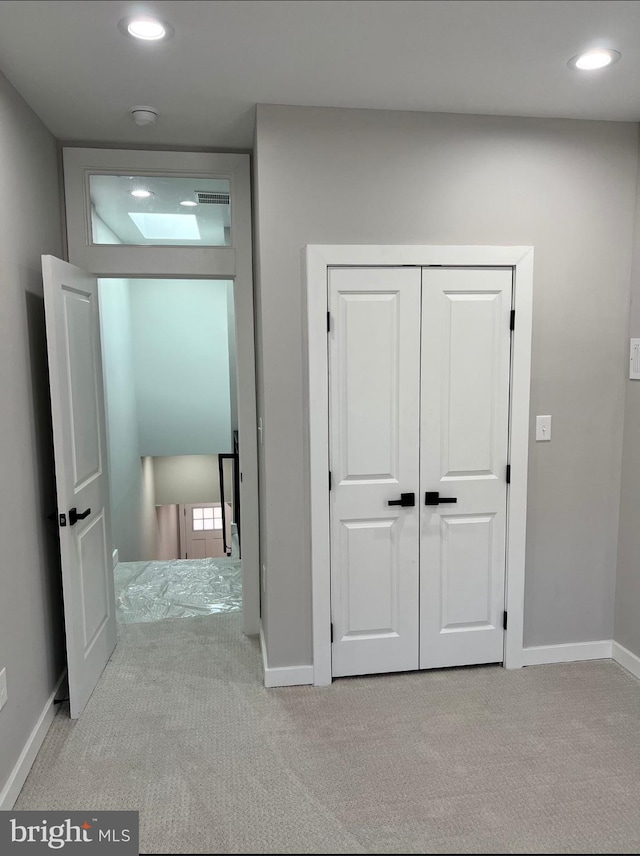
[13,613,640,854]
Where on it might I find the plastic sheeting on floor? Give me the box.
[114,557,242,624]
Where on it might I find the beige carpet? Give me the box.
[15,613,640,854]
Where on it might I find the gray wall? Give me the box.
[615,136,640,658]
[0,71,64,796]
[153,454,232,506]
[254,104,638,667]
[252,121,269,644]
[156,504,181,561]
[98,279,158,562]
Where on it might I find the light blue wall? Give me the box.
[98,279,158,561]
[129,279,232,456]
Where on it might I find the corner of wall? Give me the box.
[613,123,640,659]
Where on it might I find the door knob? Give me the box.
[69,507,91,525]
[388,492,415,508]
[424,492,457,506]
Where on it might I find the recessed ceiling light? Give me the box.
[118,16,174,41]
[131,189,152,198]
[568,48,621,71]
[179,200,198,207]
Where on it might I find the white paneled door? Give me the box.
[42,255,116,718]
[420,268,512,669]
[329,268,421,677]
[328,266,512,678]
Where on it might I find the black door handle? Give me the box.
[388,492,415,508]
[69,507,91,525]
[425,492,457,506]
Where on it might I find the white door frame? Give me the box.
[305,245,534,685]
[62,147,260,636]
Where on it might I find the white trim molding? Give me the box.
[0,671,67,810]
[260,624,313,688]
[521,640,613,667]
[612,641,640,680]
[305,244,534,686]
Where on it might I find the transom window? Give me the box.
[89,175,231,246]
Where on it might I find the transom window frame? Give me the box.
[63,148,245,279]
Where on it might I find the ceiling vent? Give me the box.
[195,191,230,205]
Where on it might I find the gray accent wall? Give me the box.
[254,104,638,667]
[153,454,231,506]
[615,136,640,659]
[0,71,64,795]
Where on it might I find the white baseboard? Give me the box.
[260,623,313,688]
[521,639,613,666]
[612,641,640,680]
[112,548,119,569]
[0,670,66,810]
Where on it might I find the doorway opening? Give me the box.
[98,277,243,627]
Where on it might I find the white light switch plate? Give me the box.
[0,668,7,711]
[536,415,551,442]
[630,339,640,379]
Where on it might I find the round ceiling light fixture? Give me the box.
[118,16,174,41]
[568,48,621,71]
[130,105,158,126]
[131,189,152,198]
[179,200,198,207]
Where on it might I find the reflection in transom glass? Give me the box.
[89,174,231,246]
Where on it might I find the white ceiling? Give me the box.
[0,0,638,149]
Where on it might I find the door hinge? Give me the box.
[184,507,186,516]
[503,610,508,630]
[506,464,511,484]
[327,311,331,332]
[330,623,334,643]
[329,470,332,491]
[510,310,515,331]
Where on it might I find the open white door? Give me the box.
[42,255,116,719]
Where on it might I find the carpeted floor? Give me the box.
[14,613,640,854]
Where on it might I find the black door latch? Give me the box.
[69,507,91,526]
[388,492,416,507]
[424,492,457,506]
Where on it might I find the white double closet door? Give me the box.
[329,266,512,678]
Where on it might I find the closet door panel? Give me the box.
[329,267,421,677]
[420,267,512,669]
